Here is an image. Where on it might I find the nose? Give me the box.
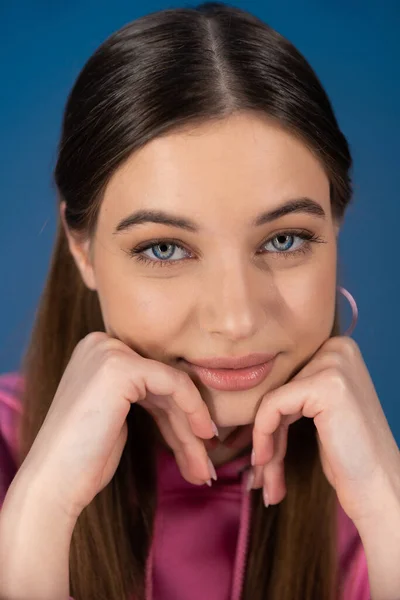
[199,261,267,340]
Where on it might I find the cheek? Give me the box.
[94,262,186,353]
[280,254,337,347]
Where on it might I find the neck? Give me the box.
[155,424,252,469]
[207,424,252,467]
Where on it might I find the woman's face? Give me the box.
[69,112,339,428]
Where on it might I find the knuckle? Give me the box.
[74,332,110,358]
[341,336,360,358]
[325,335,359,359]
[130,377,147,402]
[324,351,346,370]
[71,333,96,360]
[149,358,187,385]
[169,367,196,398]
[83,331,109,346]
[173,367,192,387]
[100,347,126,372]
[321,366,347,394]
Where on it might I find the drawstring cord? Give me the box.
[230,467,252,600]
[144,466,252,600]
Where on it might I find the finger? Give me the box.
[137,361,218,483]
[165,404,213,483]
[264,419,290,465]
[248,464,264,490]
[150,409,209,485]
[249,422,286,490]
[262,423,289,504]
[252,382,306,466]
[263,460,286,506]
[141,362,217,440]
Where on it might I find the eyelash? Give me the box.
[128,229,326,268]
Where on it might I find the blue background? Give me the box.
[1,1,399,443]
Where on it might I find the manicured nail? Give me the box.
[206,479,212,487]
[251,448,256,466]
[263,484,269,508]
[246,468,255,492]
[211,420,219,438]
[208,457,217,481]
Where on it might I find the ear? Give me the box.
[60,202,97,291]
[333,217,341,238]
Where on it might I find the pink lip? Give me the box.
[183,357,276,391]
[184,352,276,370]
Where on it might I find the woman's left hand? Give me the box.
[250,336,400,526]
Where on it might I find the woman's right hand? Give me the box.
[21,332,217,521]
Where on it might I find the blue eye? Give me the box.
[142,242,186,262]
[265,234,300,253]
[129,230,326,268]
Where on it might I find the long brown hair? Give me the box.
[16,3,353,599]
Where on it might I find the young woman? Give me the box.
[1,2,399,599]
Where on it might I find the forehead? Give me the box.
[99,112,331,231]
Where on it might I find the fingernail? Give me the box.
[251,448,256,466]
[263,484,269,508]
[208,457,218,481]
[211,420,219,438]
[246,468,255,492]
[206,479,212,487]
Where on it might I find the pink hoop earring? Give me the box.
[337,286,358,337]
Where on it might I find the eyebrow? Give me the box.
[113,197,326,235]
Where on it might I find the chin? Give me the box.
[202,394,259,428]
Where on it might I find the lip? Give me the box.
[184,352,276,370]
[182,356,277,391]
